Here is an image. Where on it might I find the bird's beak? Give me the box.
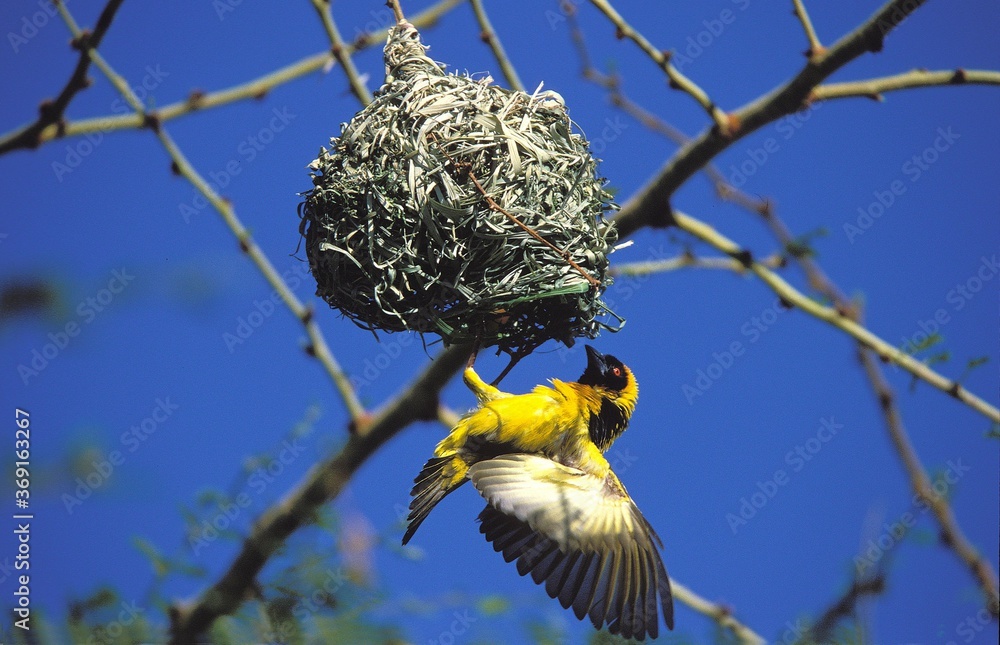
[585,345,607,376]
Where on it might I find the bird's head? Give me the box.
[577,345,639,450]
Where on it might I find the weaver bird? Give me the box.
[402,346,673,640]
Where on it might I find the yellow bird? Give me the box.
[402,346,673,640]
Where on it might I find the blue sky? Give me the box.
[1,0,998,643]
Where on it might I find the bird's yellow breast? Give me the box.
[434,379,611,478]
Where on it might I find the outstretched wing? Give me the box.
[468,454,673,640]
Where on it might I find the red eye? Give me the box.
[612,367,622,377]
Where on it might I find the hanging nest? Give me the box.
[299,20,621,357]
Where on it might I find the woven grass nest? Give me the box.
[300,20,621,357]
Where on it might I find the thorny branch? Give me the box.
[0,0,126,155]
[613,0,935,238]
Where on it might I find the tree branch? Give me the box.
[671,210,1000,423]
[168,343,473,643]
[309,0,373,105]
[0,0,463,155]
[739,186,1000,618]
[470,0,524,92]
[51,1,368,422]
[671,580,766,644]
[565,11,774,218]
[813,68,1000,101]
[859,350,1000,617]
[586,0,731,133]
[806,571,886,642]
[792,0,825,59]
[612,253,784,277]
[0,0,125,155]
[614,0,931,237]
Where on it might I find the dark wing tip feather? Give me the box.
[402,456,461,545]
[477,505,674,640]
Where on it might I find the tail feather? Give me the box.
[402,455,466,545]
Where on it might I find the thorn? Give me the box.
[733,249,753,268]
[238,235,250,253]
[777,296,794,310]
[170,160,181,175]
[878,391,892,409]
[950,68,968,84]
[37,99,55,120]
[70,30,92,51]
[304,343,316,357]
[479,30,491,44]
[723,112,741,137]
[614,26,626,40]
[252,89,268,101]
[805,45,827,61]
[187,89,205,109]
[302,306,314,324]
[142,113,161,133]
[947,382,961,398]
[348,412,375,436]
[353,33,371,50]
